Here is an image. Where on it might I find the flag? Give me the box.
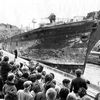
[84,22,100,66]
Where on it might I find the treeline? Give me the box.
[0,23,21,41]
[86,10,100,20]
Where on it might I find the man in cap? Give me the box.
[17,81,33,100]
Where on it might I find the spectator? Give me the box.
[14,49,18,62]
[21,65,29,74]
[46,88,57,100]
[16,72,29,90]
[45,74,53,83]
[78,87,87,98]
[59,88,69,100]
[29,74,37,83]
[17,81,33,100]
[50,73,55,79]
[78,87,91,100]
[62,79,70,89]
[95,93,100,100]
[9,61,14,66]
[2,73,17,100]
[1,56,11,83]
[31,73,42,93]
[35,80,55,100]
[67,93,77,100]
[42,71,46,76]
[70,69,88,93]
[36,65,43,73]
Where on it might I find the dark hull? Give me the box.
[10,20,95,41]
[3,20,96,74]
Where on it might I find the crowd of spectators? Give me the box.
[0,50,99,100]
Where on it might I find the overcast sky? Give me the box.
[0,0,99,27]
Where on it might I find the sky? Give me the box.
[0,0,99,28]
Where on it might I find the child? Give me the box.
[2,73,17,100]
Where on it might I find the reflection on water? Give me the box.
[84,63,100,86]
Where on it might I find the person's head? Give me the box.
[29,74,37,82]
[11,65,17,72]
[36,65,43,73]
[67,93,76,100]
[55,86,60,99]
[23,81,32,90]
[20,63,23,68]
[9,61,14,65]
[16,64,20,68]
[3,56,9,62]
[75,69,82,77]
[78,87,87,98]
[33,83,41,93]
[36,73,41,80]
[46,88,57,100]
[14,49,17,53]
[62,79,70,88]
[50,73,55,79]
[14,49,17,55]
[22,72,29,79]
[35,62,39,67]
[95,93,100,100]
[42,71,46,76]
[59,88,69,99]
[45,74,53,83]
[44,81,55,93]
[7,73,15,82]
[21,65,29,73]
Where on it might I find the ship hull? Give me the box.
[2,20,96,74]
[10,20,94,41]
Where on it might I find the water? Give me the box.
[84,63,100,86]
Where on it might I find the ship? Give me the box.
[1,16,98,75]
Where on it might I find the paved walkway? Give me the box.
[0,50,29,65]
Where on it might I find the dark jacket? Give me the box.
[15,77,28,90]
[70,77,87,93]
[1,61,11,82]
[2,81,17,100]
[35,91,46,100]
